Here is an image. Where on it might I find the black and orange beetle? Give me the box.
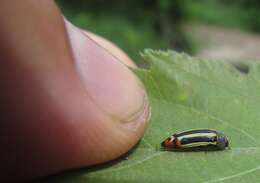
[161,129,229,151]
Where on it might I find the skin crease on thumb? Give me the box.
[63,18,150,165]
[62,17,151,161]
[0,1,150,182]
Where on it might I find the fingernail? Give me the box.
[64,20,150,130]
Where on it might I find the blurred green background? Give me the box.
[56,0,260,66]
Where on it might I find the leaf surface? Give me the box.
[46,50,260,183]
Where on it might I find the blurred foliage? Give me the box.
[238,0,260,32]
[55,0,192,66]
[56,0,260,65]
[186,0,260,32]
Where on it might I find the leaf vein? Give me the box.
[90,152,166,175]
[204,166,260,183]
[142,137,154,149]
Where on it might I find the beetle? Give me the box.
[161,129,229,151]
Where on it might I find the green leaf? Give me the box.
[45,50,260,183]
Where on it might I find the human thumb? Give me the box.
[0,8,149,182]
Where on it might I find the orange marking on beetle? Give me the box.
[165,140,171,146]
[176,139,181,147]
